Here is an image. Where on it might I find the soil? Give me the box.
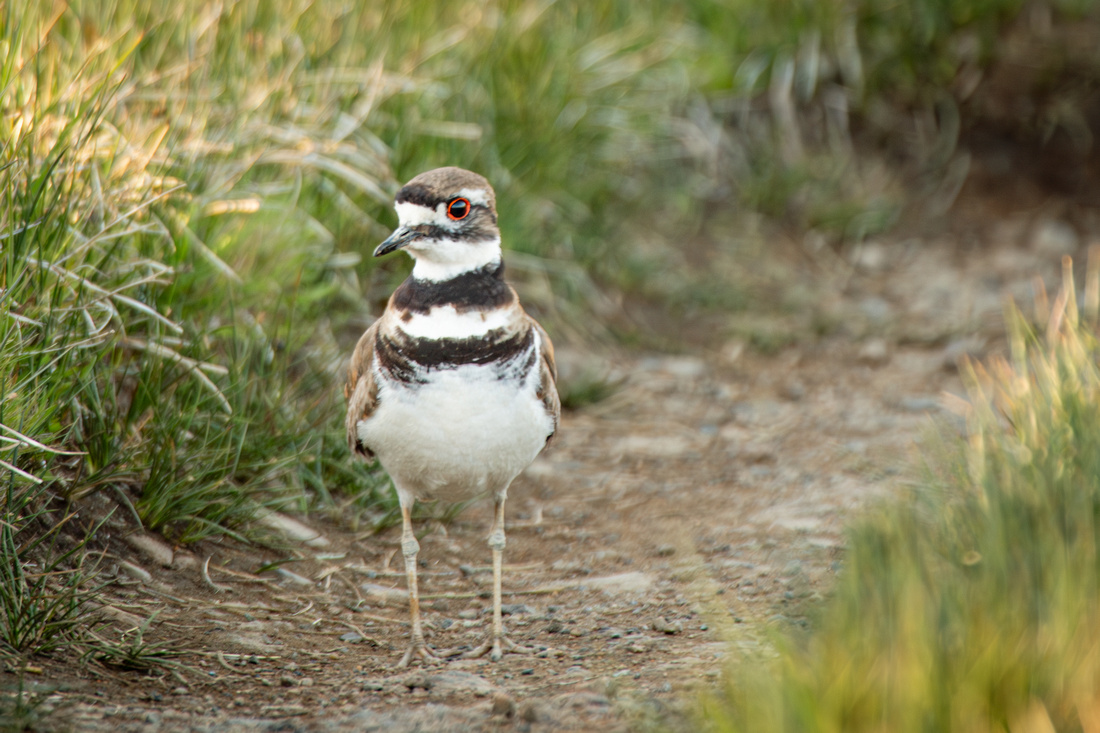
[9,174,1094,732]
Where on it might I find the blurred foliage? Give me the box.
[700,255,1100,731]
[2,0,1099,541]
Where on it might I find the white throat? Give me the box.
[407,237,503,282]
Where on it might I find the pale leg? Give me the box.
[396,502,444,668]
[464,495,537,661]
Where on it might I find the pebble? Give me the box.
[500,603,529,615]
[898,396,940,413]
[490,692,516,718]
[275,568,314,587]
[782,381,806,401]
[651,356,707,379]
[941,336,985,371]
[339,632,364,643]
[123,533,174,567]
[361,583,408,604]
[117,561,151,584]
[458,608,479,620]
[580,572,655,595]
[519,701,545,723]
[855,242,891,273]
[859,296,893,324]
[170,552,199,571]
[653,618,683,635]
[1031,218,1078,257]
[258,512,331,548]
[857,338,889,365]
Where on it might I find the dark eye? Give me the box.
[447,197,471,220]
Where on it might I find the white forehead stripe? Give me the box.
[456,188,492,207]
[397,304,515,340]
[394,201,451,228]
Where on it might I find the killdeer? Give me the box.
[345,167,560,667]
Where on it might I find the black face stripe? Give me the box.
[395,185,497,228]
[375,327,535,384]
[392,261,514,314]
[394,184,438,208]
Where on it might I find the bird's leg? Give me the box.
[396,503,445,668]
[463,495,538,661]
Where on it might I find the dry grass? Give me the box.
[702,252,1100,731]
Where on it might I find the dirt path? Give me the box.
[18,211,1079,731]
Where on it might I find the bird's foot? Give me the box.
[462,635,542,662]
[396,639,458,668]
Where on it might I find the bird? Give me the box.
[344,167,560,667]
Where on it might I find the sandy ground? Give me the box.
[10,189,1087,731]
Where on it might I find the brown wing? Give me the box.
[529,316,561,444]
[344,320,382,460]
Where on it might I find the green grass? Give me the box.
[2,0,1099,679]
[701,256,1100,731]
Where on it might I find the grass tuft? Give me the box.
[701,252,1100,731]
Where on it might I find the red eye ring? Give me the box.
[447,197,471,221]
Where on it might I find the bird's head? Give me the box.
[375,167,502,281]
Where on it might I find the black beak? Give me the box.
[373,226,422,257]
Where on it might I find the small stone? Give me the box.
[653,618,683,635]
[299,677,313,687]
[581,572,655,595]
[859,296,893,324]
[857,339,889,365]
[490,692,516,718]
[656,356,707,379]
[360,583,408,605]
[782,381,806,401]
[171,687,188,696]
[339,632,364,643]
[403,673,432,691]
[258,512,331,548]
[117,561,151,584]
[500,604,529,616]
[941,337,986,371]
[99,606,144,629]
[171,552,199,571]
[655,545,676,557]
[124,533,174,567]
[898,396,939,413]
[855,242,890,273]
[275,568,314,587]
[519,701,545,723]
[1031,219,1078,257]
[279,675,297,688]
[421,671,496,696]
[458,608,479,620]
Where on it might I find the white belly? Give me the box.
[358,364,552,504]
